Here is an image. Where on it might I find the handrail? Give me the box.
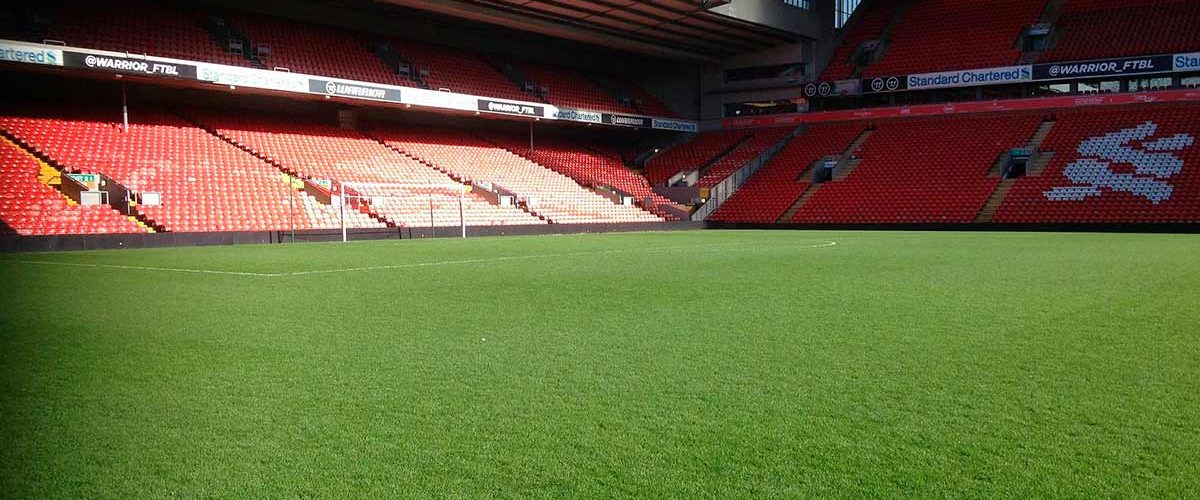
[691,126,803,221]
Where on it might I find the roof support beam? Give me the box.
[377,0,722,62]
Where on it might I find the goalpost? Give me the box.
[337,181,467,241]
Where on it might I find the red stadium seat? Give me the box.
[1041,0,1200,63]
[0,139,144,236]
[485,132,678,220]
[996,103,1200,223]
[792,114,1042,224]
[859,0,1045,78]
[188,111,542,229]
[0,106,383,233]
[710,123,866,223]
[370,125,663,224]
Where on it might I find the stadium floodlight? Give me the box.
[338,181,468,241]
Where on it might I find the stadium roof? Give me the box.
[372,0,800,62]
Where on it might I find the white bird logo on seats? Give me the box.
[1044,121,1194,204]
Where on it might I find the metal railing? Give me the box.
[691,126,803,221]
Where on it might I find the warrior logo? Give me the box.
[1044,122,1194,204]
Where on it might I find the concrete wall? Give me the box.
[0,223,706,253]
[709,0,828,38]
[695,0,845,121]
[638,67,704,120]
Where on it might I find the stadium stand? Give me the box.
[189,111,540,228]
[485,132,678,220]
[39,0,249,67]
[370,125,663,224]
[1041,0,1200,63]
[222,14,414,87]
[820,0,897,80]
[861,0,1046,77]
[517,63,641,115]
[995,103,1200,223]
[0,106,363,233]
[7,0,1199,236]
[16,1,677,118]
[380,39,531,101]
[643,128,794,187]
[709,123,867,223]
[694,128,794,188]
[0,137,145,235]
[792,113,1042,223]
[619,83,679,119]
[644,130,752,185]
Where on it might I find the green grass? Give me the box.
[1,230,1198,499]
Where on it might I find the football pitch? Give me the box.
[1,230,1198,499]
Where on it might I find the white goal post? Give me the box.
[337,181,467,241]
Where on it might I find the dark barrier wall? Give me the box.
[705,222,1200,234]
[0,222,706,253]
[5,221,1197,253]
[0,231,278,253]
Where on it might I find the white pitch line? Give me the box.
[0,240,837,278]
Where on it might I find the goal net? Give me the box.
[337,181,468,241]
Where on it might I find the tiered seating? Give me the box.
[695,128,793,187]
[821,0,897,80]
[794,113,1041,223]
[862,0,1045,77]
[224,14,413,87]
[0,107,365,233]
[0,139,144,235]
[616,82,678,118]
[644,130,752,185]
[30,2,676,116]
[709,123,867,223]
[384,39,530,101]
[518,63,634,114]
[486,132,676,219]
[372,126,663,224]
[43,0,248,67]
[191,111,539,228]
[996,103,1200,223]
[1042,0,1200,62]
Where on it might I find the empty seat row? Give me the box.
[710,123,867,223]
[0,105,381,233]
[820,0,898,80]
[711,102,1200,225]
[695,128,794,188]
[23,0,677,118]
[645,130,752,185]
[370,125,662,224]
[0,139,145,235]
[485,131,678,220]
[996,103,1200,223]
[859,0,1046,78]
[1041,0,1200,62]
[792,113,1043,223]
[187,110,540,229]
